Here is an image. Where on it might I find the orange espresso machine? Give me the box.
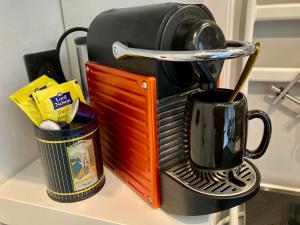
[85,3,261,215]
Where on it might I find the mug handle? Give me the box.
[245,110,272,159]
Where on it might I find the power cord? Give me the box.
[56,27,88,81]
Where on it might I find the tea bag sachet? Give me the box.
[32,80,85,123]
[9,75,58,126]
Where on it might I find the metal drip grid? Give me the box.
[166,159,257,197]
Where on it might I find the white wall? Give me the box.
[0,0,68,184]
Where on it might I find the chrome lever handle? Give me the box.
[112,40,256,62]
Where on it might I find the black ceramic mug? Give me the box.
[184,88,272,169]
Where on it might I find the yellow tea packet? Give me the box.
[9,75,58,125]
[32,80,85,123]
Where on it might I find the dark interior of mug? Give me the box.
[191,89,244,103]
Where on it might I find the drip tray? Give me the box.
[166,159,257,197]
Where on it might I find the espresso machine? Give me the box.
[85,3,268,215]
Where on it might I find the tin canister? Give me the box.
[35,117,105,202]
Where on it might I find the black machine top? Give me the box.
[87,3,226,98]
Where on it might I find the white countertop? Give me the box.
[0,159,210,225]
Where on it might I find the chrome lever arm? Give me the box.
[112,40,256,62]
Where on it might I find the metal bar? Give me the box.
[256,3,300,21]
[272,73,300,105]
[250,67,300,82]
[271,86,300,105]
[261,182,300,195]
[112,40,255,62]
[229,206,239,225]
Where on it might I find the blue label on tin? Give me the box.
[50,92,73,110]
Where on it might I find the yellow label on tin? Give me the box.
[66,139,98,191]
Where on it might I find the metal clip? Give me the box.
[271,73,300,118]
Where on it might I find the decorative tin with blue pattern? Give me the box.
[35,117,105,202]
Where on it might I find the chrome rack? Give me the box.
[271,73,300,118]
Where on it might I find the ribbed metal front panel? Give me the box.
[86,63,160,207]
[157,89,197,171]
